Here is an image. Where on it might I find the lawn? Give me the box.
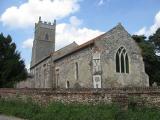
[0,98,160,120]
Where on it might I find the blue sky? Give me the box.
[0,0,160,69]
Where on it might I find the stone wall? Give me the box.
[54,46,93,88]
[30,57,53,88]
[1,87,160,107]
[95,24,149,87]
[16,78,34,88]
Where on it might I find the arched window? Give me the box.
[116,47,129,73]
[55,68,59,88]
[45,33,49,40]
[66,81,70,88]
[125,54,129,73]
[116,51,120,72]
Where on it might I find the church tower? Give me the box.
[31,17,56,67]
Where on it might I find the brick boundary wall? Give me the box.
[0,87,160,107]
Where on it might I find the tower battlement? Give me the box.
[35,16,56,30]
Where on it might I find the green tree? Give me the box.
[149,28,160,53]
[132,35,160,85]
[0,33,27,87]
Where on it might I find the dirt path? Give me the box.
[0,115,24,120]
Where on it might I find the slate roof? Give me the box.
[53,42,78,60]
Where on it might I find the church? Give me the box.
[18,17,149,88]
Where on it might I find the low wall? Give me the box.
[0,87,160,107]
[16,78,34,88]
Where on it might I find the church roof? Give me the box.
[53,36,100,62]
[53,42,78,59]
[53,23,124,62]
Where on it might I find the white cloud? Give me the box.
[22,38,33,49]
[0,0,80,28]
[26,63,30,70]
[98,0,110,6]
[135,11,160,36]
[98,0,104,6]
[135,27,146,35]
[55,16,103,49]
[156,52,160,56]
[69,16,82,27]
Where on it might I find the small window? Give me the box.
[55,68,59,88]
[66,81,70,88]
[75,62,79,80]
[45,33,49,40]
[43,68,47,87]
[39,67,41,78]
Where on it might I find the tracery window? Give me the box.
[116,47,129,73]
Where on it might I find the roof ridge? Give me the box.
[54,42,78,53]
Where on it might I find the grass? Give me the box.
[0,98,41,119]
[0,98,160,120]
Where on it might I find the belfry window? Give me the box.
[116,47,129,73]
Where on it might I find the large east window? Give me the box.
[116,47,129,73]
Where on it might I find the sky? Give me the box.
[0,0,160,69]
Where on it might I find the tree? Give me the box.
[132,35,160,86]
[149,28,160,53]
[0,33,27,87]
